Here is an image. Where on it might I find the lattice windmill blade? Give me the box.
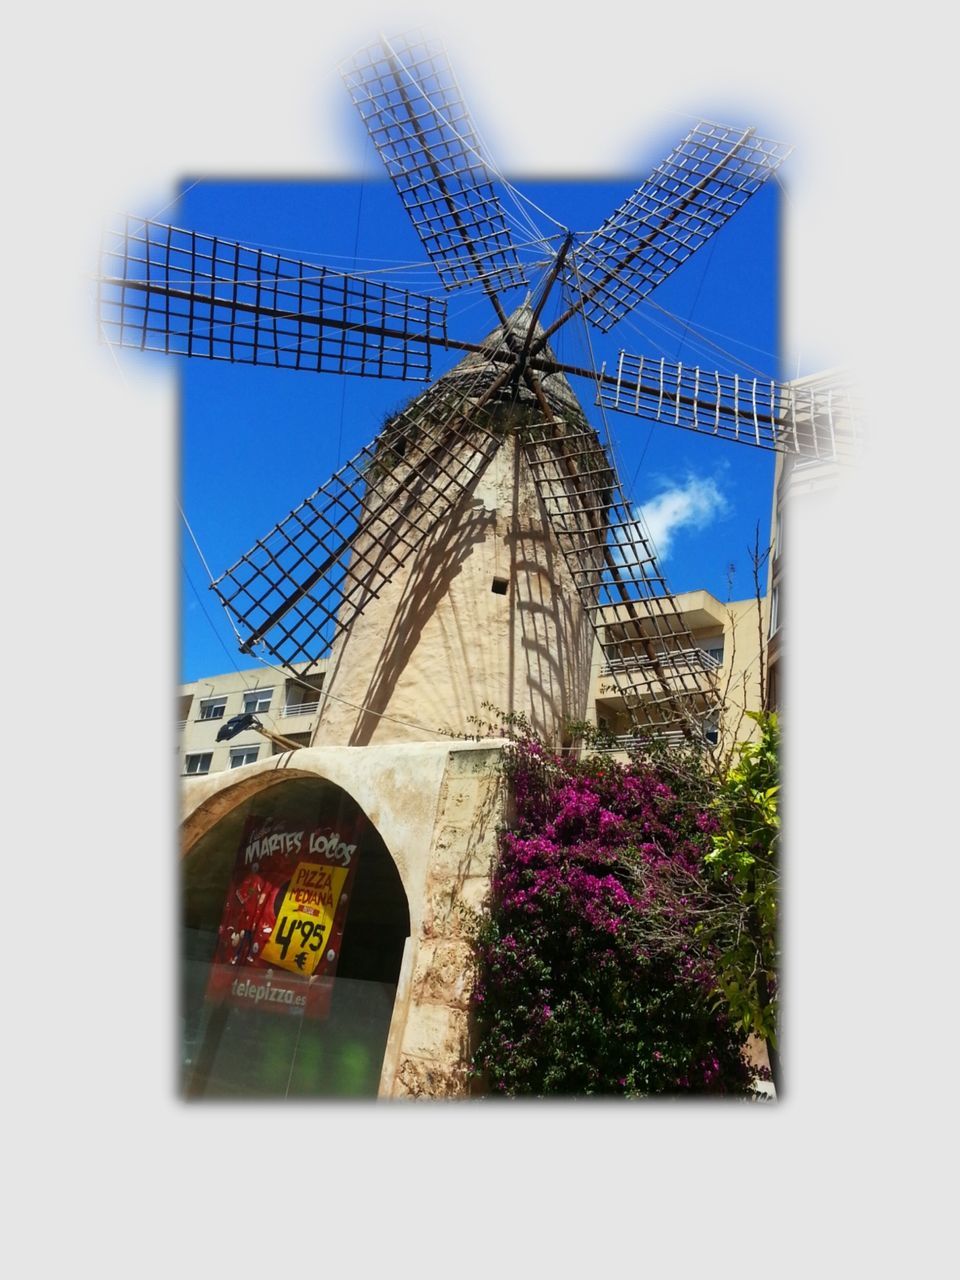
[520,408,718,735]
[596,350,863,461]
[340,32,530,298]
[98,214,448,382]
[210,370,517,671]
[555,121,791,336]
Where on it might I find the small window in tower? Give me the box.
[491,577,509,595]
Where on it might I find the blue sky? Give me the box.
[175,167,780,682]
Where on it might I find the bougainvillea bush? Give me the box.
[471,734,761,1097]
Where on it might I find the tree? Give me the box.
[703,709,781,1087]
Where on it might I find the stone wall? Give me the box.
[382,743,506,1097]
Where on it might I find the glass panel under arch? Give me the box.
[181,775,410,1099]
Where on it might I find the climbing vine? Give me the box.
[470,726,770,1097]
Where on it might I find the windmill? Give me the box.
[98,32,856,749]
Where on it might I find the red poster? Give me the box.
[206,812,361,1019]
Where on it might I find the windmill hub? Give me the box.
[438,304,585,442]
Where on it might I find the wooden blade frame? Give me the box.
[567,121,792,334]
[598,350,862,461]
[341,32,528,296]
[98,215,447,381]
[211,372,515,671]
[521,410,718,735]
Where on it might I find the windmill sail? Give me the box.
[211,376,509,670]
[568,121,792,333]
[522,411,716,733]
[598,350,862,460]
[98,215,447,381]
[341,32,529,295]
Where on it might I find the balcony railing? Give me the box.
[600,648,720,679]
[282,700,320,717]
[600,729,690,752]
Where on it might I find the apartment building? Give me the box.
[587,589,768,758]
[178,661,328,777]
[180,586,765,772]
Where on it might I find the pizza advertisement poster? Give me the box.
[205,812,362,1019]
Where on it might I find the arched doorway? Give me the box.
[182,773,410,1099]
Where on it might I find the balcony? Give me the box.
[596,648,720,706]
[281,701,320,718]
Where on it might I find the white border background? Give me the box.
[6,2,952,1268]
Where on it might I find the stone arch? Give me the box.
[179,741,508,1098]
[181,762,411,1099]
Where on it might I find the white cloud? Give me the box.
[636,476,728,559]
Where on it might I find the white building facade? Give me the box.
[179,661,328,777]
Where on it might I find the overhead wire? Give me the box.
[180,505,463,744]
[644,297,781,368]
[96,232,554,301]
[150,177,203,222]
[565,249,668,571]
[427,39,564,243]
[226,272,530,658]
[179,501,223,597]
[376,30,555,244]
[94,316,331,745]
[618,292,774,380]
[182,560,251,680]
[101,210,550,288]
[562,228,776,381]
[353,83,546,258]
[246,650,476,744]
[334,138,370,467]
[345,33,553,259]
[97,306,294,612]
[179,527,290,740]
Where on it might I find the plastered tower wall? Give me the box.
[315,431,594,747]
